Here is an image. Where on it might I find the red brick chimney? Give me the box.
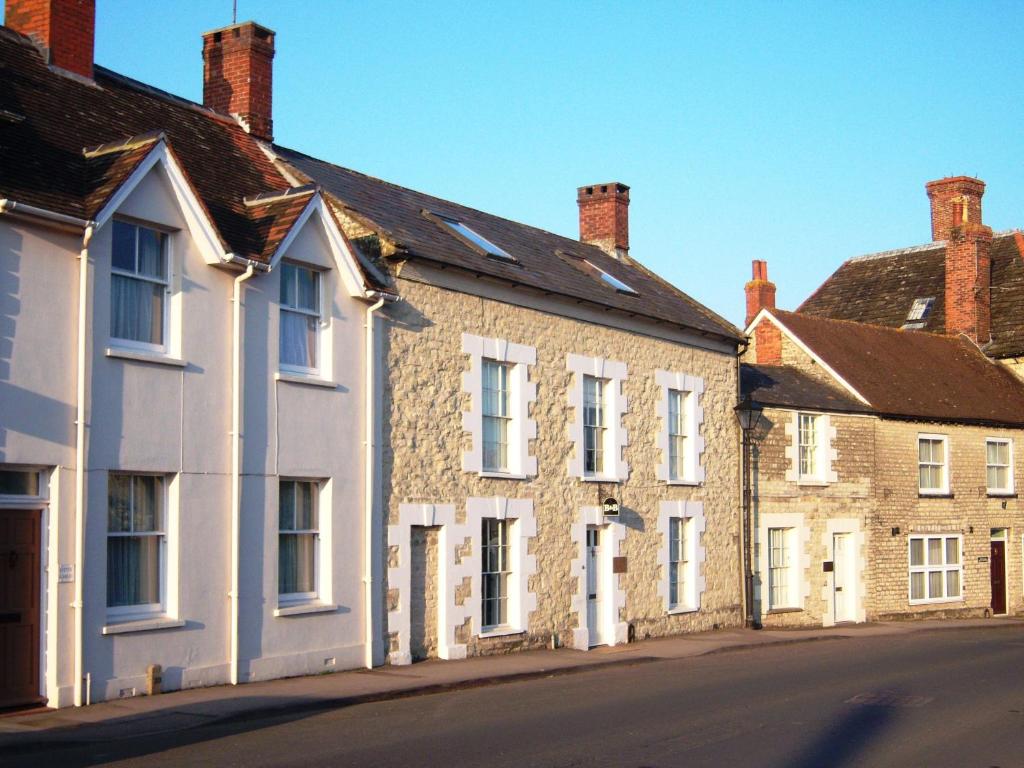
[202,21,275,142]
[578,183,629,259]
[926,176,992,343]
[5,0,95,79]
[745,259,781,364]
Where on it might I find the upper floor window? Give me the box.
[107,473,165,616]
[798,413,820,479]
[668,390,686,481]
[279,262,321,373]
[583,375,607,476]
[655,372,705,485]
[918,435,949,495]
[482,360,512,472]
[279,480,320,601]
[111,220,168,349]
[987,438,1013,495]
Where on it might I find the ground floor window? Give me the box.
[909,535,961,603]
[279,480,319,601]
[482,517,510,629]
[669,516,692,609]
[107,473,165,613]
[768,527,793,609]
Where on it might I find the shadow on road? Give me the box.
[780,699,895,768]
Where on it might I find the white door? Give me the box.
[586,527,606,647]
[833,533,855,623]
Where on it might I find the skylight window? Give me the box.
[436,215,515,262]
[907,297,935,322]
[589,261,638,295]
[556,250,640,296]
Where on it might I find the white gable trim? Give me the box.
[746,309,871,406]
[269,194,367,299]
[93,141,226,267]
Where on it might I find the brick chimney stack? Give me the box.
[5,0,95,79]
[744,259,781,364]
[202,21,275,142]
[926,176,992,344]
[577,183,630,259]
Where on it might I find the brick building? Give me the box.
[741,179,1024,627]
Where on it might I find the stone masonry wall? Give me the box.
[381,275,743,658]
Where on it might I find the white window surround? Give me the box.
[461,334,537,478]
[386,499,537,665]
[655,371,705,485]
[918,433,950,495]
[986,437,1014,496]
[784,411,838,485]
[569,507,627,650]
[567,354,628,481]
[277,479,331,608]
[756,512,810,612]
[278,261,326,378]
[657,501,707,614]
[819,519,866,627]
[908,534,963,605]
[109,219,172,355]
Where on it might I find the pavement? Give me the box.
[1,616,1020,754]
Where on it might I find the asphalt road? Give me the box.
[7,626,1024,767]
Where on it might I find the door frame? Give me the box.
[831,532,856,624]
[571,507,626,650]
[990,528,1008,616]
[585,525,609,648]
[822,518,864,628]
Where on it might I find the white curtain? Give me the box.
[280,310,316,368]
[111,275,163,345]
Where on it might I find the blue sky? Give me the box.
[18,1,1024,326]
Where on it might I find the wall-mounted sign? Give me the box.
[978,556,989,563]
[58,564,75,583]
[603,497,619,517]
[822,561,834,573]
[612,556,627,574]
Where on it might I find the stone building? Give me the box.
[271,162,748,663]
[740,175,1024,628]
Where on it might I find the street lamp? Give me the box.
[735,393,763,629]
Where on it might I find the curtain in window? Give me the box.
[279,481,317,595]
[111,275,163,345]
[107,475,162,608]
[280,311,317,369]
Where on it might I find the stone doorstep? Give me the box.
[1,617,1021,751]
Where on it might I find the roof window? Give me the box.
[434,214,516,263]
[557,250,638,296]
[902,297,935,329]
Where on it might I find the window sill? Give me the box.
[766,607,803,615]
[909,597,964,606]
[666,479,702,487]
[578,476,625,484]
[273,601,337,617]
[797,479,830,488]
[478,626,525,639]
[275,372,337,390]
[479,471,530,480]
[102,616,185,635]
[667,605,699,615]
[918,492,954,499]
[988,492,1017,499]
[106,347,186,368]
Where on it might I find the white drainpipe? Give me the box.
[230,262,256,685]
[363,291,396,668]
[73,223,95,707]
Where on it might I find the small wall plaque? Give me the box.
[978,556,989,563]
[58,564,75,583]
[612,556,627,574]
[822,561,834,572]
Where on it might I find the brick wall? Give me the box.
[577,183,630,257]
[202,22,275,141]
[5,0,95,78]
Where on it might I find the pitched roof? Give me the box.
[769,309,1024,426]
[0,27,296,264]
[798,233,1024,358]
[740,363,871,414]
[274,146,742,342]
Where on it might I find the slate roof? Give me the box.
[770,309,1024,427]
[798,233,1024,358]
[0,26,294,262]
[740,363,871,414]
[275,146,742,342]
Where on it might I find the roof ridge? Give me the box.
[845,230,1019,264]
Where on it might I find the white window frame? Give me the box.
[279,261,324,376]
[655,371,705,485]
[986,437,1014,496]
[461,334,537,478]
[918,434,950,496]
[106,472,168,621]
[482,360,512,473]
[582,375,607,476]
[757,512,808,612]
[908,534,963,604]
[567,354,628,481]
[657,501,706,614]
[278,479,322,605]
[785,411,837,485]
[109,218,171,354]
[481,517,511,631]
[767,527,793,610]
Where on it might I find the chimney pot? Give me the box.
[577,181,630,259]
[5,0,95,79]
[201,20,275,141]
[926,175,985,242]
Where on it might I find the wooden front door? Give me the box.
[990,540,1007,616]
[0,510,42,708]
